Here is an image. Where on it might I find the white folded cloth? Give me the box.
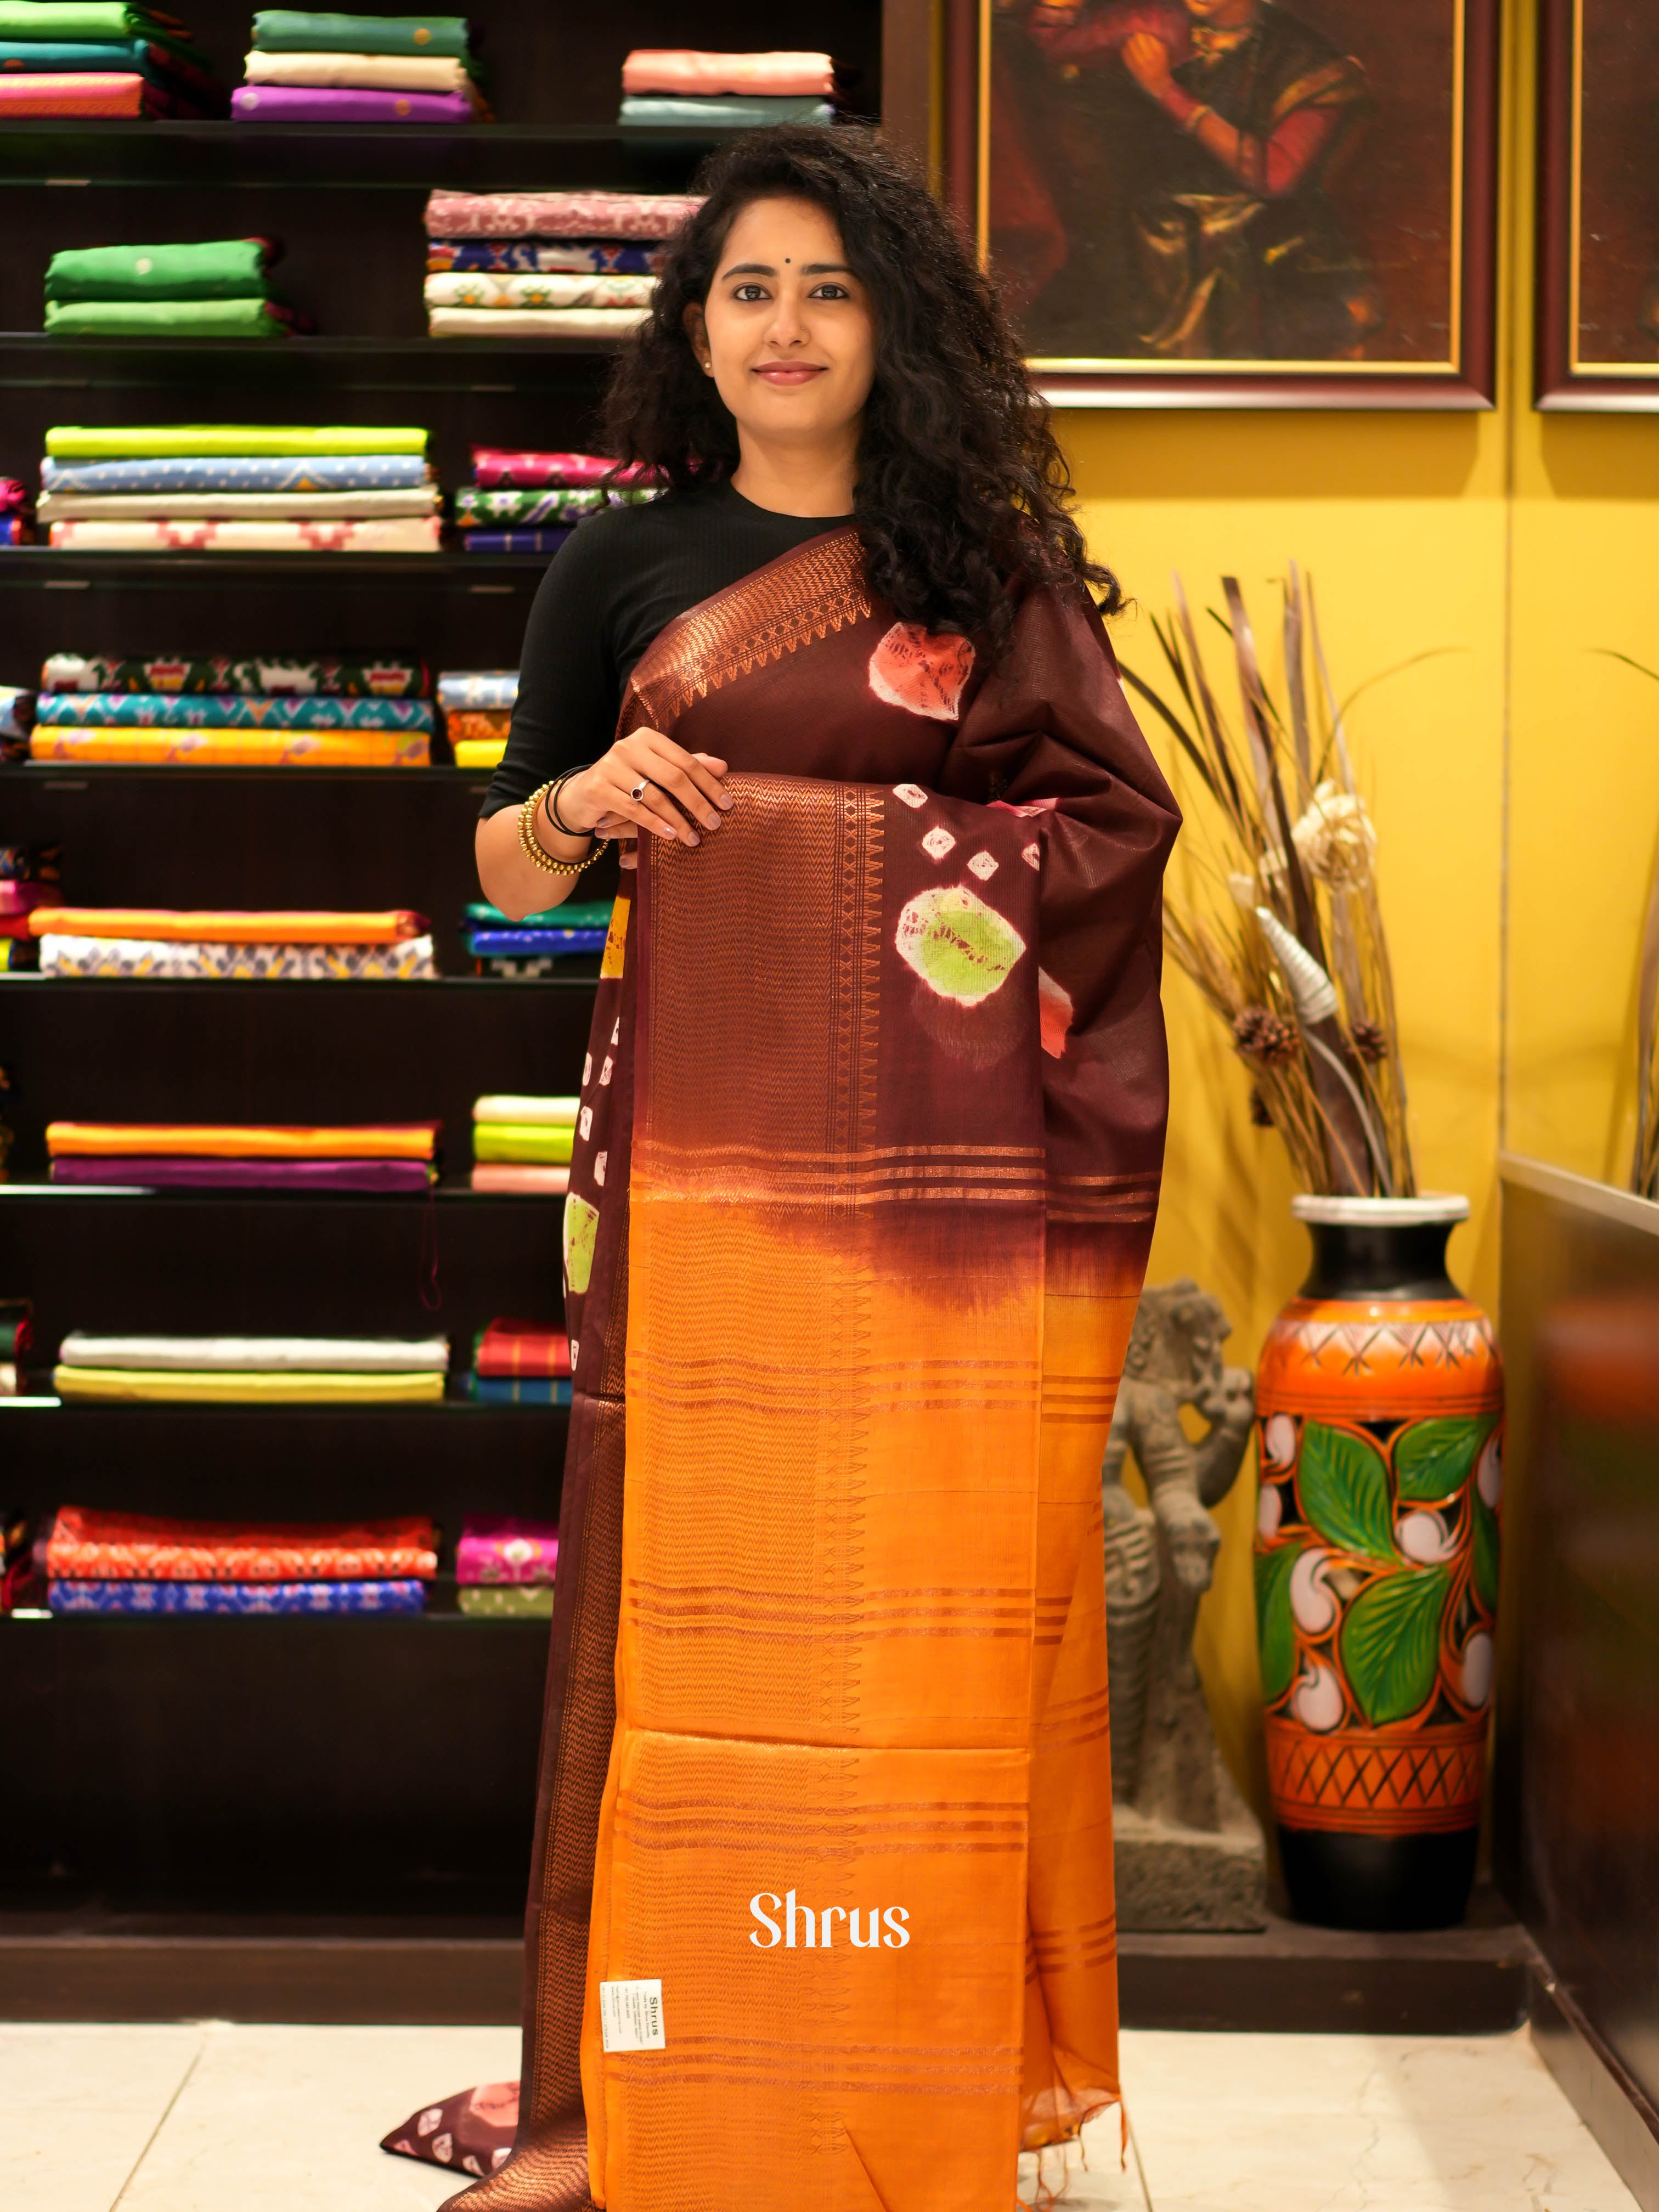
[57,1334,452,1371]
[243,49,473,92]
[427,307,651,339]
[472,1095,580,1124]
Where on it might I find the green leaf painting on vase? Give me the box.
[1339,1565,1452,1726]
[1472,1491,1500,1614]
[1254,1539,1302,1704]
[1296,1422,1397,1562]
[1394,1414,1498,1502]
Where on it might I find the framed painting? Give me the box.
[1537,0,1659,408]
[943,0,1500,407]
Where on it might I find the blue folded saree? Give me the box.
[50,1577,427,1613]
[464,927,607,957]
[40,453,430,495]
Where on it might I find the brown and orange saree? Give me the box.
[403,528,1177,2210]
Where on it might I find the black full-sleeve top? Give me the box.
[479,481,854,820]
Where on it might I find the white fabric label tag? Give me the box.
[599,1978,666,2053]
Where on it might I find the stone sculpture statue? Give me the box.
[1103,1279,1266,1929]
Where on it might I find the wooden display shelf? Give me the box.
[0,117,751,187]
[0,333,629,394]
[0,549,551,585]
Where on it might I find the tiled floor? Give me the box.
[3,2019,1641,2210]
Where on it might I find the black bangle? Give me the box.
[548,763,594,838]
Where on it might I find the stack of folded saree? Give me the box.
[470,1094,573,1193]
[43,1503,438,1613]
[0,842,58,970]
[464,899,610,975]
[423,190,696,343]
[40,425,439,554]
[0,0,225,118]
[46,1120,439,1191]
[461,1318,569,1407]
[456,1512,560,1618]
[29,906,436,978]
[437,667,512,764]
[0,477,33,546]
[234,9,486,123]
[43,238,315,341]
[52,1335,450,1402]
[0,1299,33,1395]
[30,689,433,765]
[619,49,837,130]
[33,647,432,764]
[455,448,656,556]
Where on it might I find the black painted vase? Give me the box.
[1253,1196,1503,1931]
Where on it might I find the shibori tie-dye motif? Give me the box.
[382,2082,520,2177]
[867,620,976,720]
[410,528,1178,2212]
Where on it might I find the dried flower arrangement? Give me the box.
[1120,570,1414,1198]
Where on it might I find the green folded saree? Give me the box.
[251,10,470,56]
[46,241,270,304]
[46,299,290,338]
[0,2,174,39]
[471,1122,575,1164]
[46,424,427,458]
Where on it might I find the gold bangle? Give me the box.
[518,781,608,877]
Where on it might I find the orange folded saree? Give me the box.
[29,907,426,943]
[46,1122,440,1159]
[421,532,1177,2212]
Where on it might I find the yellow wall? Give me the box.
[1041,0,1659,1809]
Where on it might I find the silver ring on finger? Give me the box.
[628,779,649,803]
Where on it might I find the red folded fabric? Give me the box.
[44,1504,439,1582]
[476,1318,571,1378]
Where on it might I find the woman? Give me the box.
[416,125,1177,2212]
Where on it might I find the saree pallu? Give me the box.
[425,190,700,241]
[35,690,435,729]
[41,648,429,693]
[442,535,1177,2211]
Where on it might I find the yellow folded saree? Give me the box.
[54,1367,446,1403]
[47,1122,439,1159]
[30,907,427,943]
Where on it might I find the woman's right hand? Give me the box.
[558,730,732,848]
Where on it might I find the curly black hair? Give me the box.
[600,124,1121,659]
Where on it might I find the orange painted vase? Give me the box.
[1254,1195,1503,1930]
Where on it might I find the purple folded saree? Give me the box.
[49,1156,432,1193]
[232,83,475,122]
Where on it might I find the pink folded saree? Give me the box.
[233,83,479,122]
[425,190,701,240]
[620,49,836,97]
